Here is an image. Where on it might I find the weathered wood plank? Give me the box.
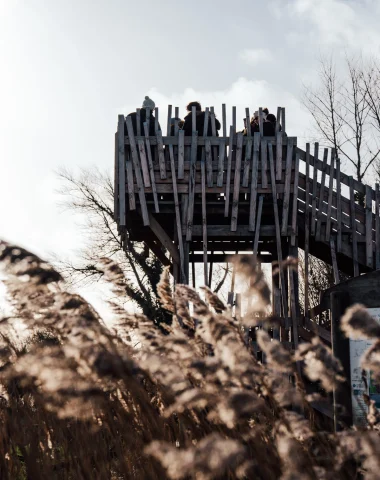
[290,151,300,246]
[276,106,281,134]
[178,130,185,179]
[167,105,172,136]
[304,143,310,320]
[120,115,135,212]
[156,129,167,179]
[281,107,286,135]
[311,143,319,236]
[276,131,282,181]
[232,106,236,133]
[169,145,185,281]
[210,107,217,187]
[205,139,213,187]
[349,176,359,277]
[231,133,243,231]
[242,136,252,187]
[315,148,328,241]
[330,238,340,284]
[136,108,141,136]
[148,212,180,265]
[137,139,151,187]
[376,183,380,270]
[248,133,260,231]
[125,115,149,225]
[261,138,268,188]
[245,107,251,137]
[201,147,209,285]
[224,126,234,217]
[281,137,294,235]
[114,131,120,223]
[217,138,225,187]
[253,195,264,254]
[325,150,335,241]
[336,157,342,253]
[143,122,159,213]
[259,107,263,137]
[186,131,198,240]
[222,103,226,137]
[365,184,373,268]
[268,143,288,321]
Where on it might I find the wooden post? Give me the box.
[330,291,353,431]
[304,144,310,321]
[349,176,359,277]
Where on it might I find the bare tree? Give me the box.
[303,55,380,186]
[57,167,171,327]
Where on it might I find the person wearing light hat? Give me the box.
[125,96,160,136]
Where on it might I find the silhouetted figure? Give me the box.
[183,101,221,136]
[169,117,184,136]
[125,96,159,136]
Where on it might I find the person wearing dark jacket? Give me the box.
[169,117,184,136]
[183,101,221,136]
[124,96,159,136]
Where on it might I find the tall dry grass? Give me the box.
[0,240,379,479]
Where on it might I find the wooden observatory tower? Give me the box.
[114,104,380,347]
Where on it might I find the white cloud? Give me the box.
[239,48,274,66]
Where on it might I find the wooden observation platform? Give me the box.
[114,104,380,348]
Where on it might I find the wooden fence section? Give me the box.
[115,104,380,343]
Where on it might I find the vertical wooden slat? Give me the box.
[315,148,329,241]
[232,106,236,133]
[154,107,159,134]
[336,157,342,253]
[209,107,217,187]
[376,183,380,270]
[261,138,268,188]
[275,106,281,134]
[245,108,251,136]
[275,131,282,181]
[304,143,310,321]
[201,141,209,286]
[178,130,185,179]
[349,176,359,277]
[365,185,373,268]
[281,107,286,135]
[330,238,340,284]
[224,126,234,217]
[217,138,225,187]
[281,137,294,235]
[174,107,179,133]
[114,131,120,222]
[253,195,264,254]
[205,139,213,187]
[248,132,260,231]
[169,144,185,282]
[136,108,141,136]
[143,122,159,213]
[119,115,134,213]
[156,129,167,179]
[231,133,243,231]
[222,104,227,137]
[167,105,172,136]
[137,139,151,187]
[325,150,335,241]
[242,136,252,187]
[290,151,300,246]
[208,251,213,289]
[186,107,198,241]
[311,143,319,236]
[145,108,151,134]
[125,116,149,225]
[258,107,263,137]
[268,143,288,321]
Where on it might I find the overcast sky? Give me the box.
[0,0,379,311]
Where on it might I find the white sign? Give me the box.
[349,307,380,426]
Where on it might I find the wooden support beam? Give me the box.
[330,238,340,284]
[336,157,342,252]
[261,138,268,188]
[201,109,210,285]
[186,106,198,240]
[281,137,294,235]
[118,115,129,220]
[242,136,252,187]
[315,148,328,241]
[311,142,319,236]
[325,150,335,242]
[290,151,300,246]
[156,129,167,179]
[148,212,180,265]
[253,195,264,254]
[178,130,185,179]
[304,143,310,320]
[114,131,120,222]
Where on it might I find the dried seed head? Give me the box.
[341,304,380,340]
[157,266,174,313]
